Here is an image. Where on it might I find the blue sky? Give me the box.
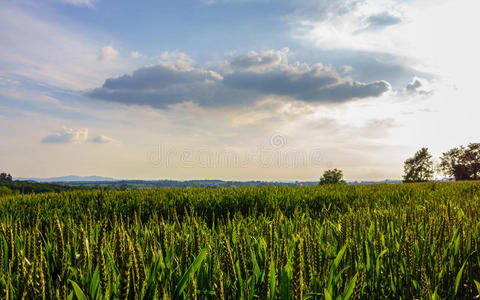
[1,0,479,180]
[48,0,295,64]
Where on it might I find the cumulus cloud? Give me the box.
[102,63,222,90]
[90,135,115,143]
[406,79,422,92]
[223,65,390,102]
[159,51,194,65]
[98,46,118,61]
[87,50,391,108]
[41,127,88,144]
[230,49,289,71]
[131,51,141,59]
[402,77,433,96]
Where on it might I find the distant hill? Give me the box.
[16,175,117,183]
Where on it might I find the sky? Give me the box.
[0,0,479,181]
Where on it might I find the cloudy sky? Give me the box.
[0,0,478,181]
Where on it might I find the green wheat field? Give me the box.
[1,181,480,299]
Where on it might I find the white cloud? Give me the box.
[289,0,480,86]
[41,127,88,144]
[54,0,96,7]
[159,51,194,65]
[98,46,119,61]
[289,0,408,53]
[404,77,433,96]
[230,48,290,71]
[0,3,133,90]
[90,135,115,143]
[131,51,141,59]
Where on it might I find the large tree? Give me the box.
[464,143,480,180]
[319,169,346,185]
[403,147,434,183]
[0,173,12,181]
[439,143,480,180]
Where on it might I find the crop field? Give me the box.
[0,182,480,299]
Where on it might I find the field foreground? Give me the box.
[1,182,480,299]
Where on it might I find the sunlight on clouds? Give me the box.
[41,127,88,144]
[98,46,119,61]
[394,0,480,84]
[292,0,406,51]
[290,0,480,164]
[295,0,480,82]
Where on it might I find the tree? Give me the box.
[464,143,480,180]
[439,146,467,180]
[403,147,434,183]
[439,143,480,180]
[319,169,346,185]
[0,173,12,181]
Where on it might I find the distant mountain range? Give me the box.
[16,175,117,183]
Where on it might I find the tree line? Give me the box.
[403,143,480,182]
[0,172,87,195]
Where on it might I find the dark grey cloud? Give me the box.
[223,67,339,96]
[223,67,389,102]
[293,48,433,88]
[304,80,390,102]
[87,56,391,109]
[89,78,261,108]
[102,63,222,90]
